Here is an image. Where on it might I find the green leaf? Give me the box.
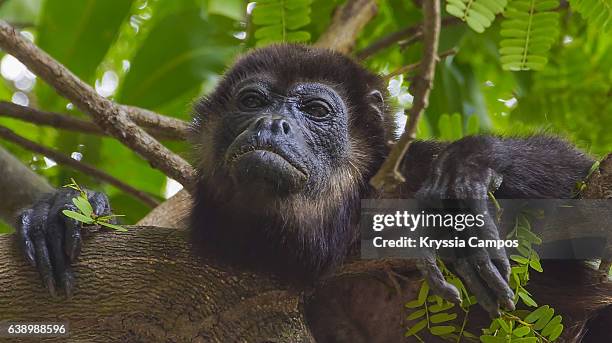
[496,318,510,333]
[534,307,555,330]
[542,315,562,336]
[529,258,543,272]
[480,335,507,343]
[405,319,428,337]
[446,0,508,33]
[251,0,313,46]
[208,0,245,21]
[407,309,427,320]
[62,210,94,224]
[499,0,559,70]
[429,301,456,313]
[513,338,538,343]
[518,290,538,307]
[524,305,549,323]
[429,325,456,335]
[98,221,128,232]
[510,254,529,264]
[36,0,134,109]
[570,0,612,33]
[547,323,563,341]
[518,226,543,244]
[118,8,239,110]
[405,300,423,309]
[512,325,531,337]
[430,312,457,323]
[417,281,430,304]
[72,196,93,217]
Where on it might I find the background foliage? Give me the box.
[0,0,610,234]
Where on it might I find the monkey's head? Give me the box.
[190,44,395,283]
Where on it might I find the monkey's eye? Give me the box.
[239,92,266,110]
[301,100,330,118]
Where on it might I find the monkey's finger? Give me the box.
[88,191,112,217]
[32,233,56,297]
[48,223,75,297]
[479,214,511,281]
[62,204,82,262]
[472,253,515,311]
[416,252,461,304]
[17,209,36,267]
[454,258,500,317]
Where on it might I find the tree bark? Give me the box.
[0,145,52,226]
[0,226,313,342]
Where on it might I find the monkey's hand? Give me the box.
[16,188,112,297]
[415,137,514,317]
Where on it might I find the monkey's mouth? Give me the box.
[226,144,308,192]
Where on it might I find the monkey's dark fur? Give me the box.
[17,44,611,342]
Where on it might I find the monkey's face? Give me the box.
[193,45,393,206]
[220,79,350,197]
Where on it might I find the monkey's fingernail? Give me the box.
[502,298,515,311]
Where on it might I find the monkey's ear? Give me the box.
[367,89,385,120]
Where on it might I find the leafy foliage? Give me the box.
[446,0,508,33]
[252,0,313,46]
[570,0,612,33]
[499,0,560,71]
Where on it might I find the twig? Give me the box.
[384,48,456,81]
[0,21,196,190]
[121,105,190,140]
[0,125,160,207]
[0,101,185,140]
[315,0,378,53]
[369,0,441,192]
[357,17,460,60]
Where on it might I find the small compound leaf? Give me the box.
[429,325,456,335]
[62,210,94,224]
[405,319,428,337]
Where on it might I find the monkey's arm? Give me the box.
[16,188,112,296]
[410,135,593,317]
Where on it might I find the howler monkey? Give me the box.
[16,44,611,342]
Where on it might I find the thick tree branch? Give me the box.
[315,0,378,53]
[370,0,441,191]
[0,145,52,225]
[0,227,313,342]
[357,17,461,60]
[0,101,185,140]
[0,125,160,207]
[0,21,196,190]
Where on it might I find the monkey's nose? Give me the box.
[254,116,292,135]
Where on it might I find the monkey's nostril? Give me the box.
[281,121,291,135]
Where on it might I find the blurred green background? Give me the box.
[0,0,610,233]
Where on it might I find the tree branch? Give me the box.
[0,227,313,342]
[0,21,196,190]
[356,17,461,60]
[369,0,441,191]
[315,0,378,53]
[0,145,53,225]
[0,125,160,207]
[0,101,186,140]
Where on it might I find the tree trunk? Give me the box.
[0,226,313,342]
